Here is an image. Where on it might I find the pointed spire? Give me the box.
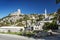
[45,8,47,18]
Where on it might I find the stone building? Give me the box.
[25,8,53,31]
[10,9,21,16]
[57,9,60,30]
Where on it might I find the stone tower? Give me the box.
[17,9,21,15]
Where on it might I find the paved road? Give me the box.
[0,34,44,40]
[0,34,60,40]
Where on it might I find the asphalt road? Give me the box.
[0,34,42,40]
[0,34,60,40]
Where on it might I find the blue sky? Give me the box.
[0,0,60,18]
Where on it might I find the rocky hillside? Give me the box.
[0,9,56,27]
[0,14,44,27]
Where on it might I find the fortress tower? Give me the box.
[10,9,21,16]
[17,9,21,15]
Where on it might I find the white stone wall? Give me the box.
[0,26,24,32]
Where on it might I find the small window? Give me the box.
[35,28,38,29]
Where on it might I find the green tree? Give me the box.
[50,14,57,21]
[37,15,44,21]
[23,15,30,27]
[43,21,58,30]
[43,22,50,30]
[57,8,60,23]
[16,18,23,23]
[16,22,25,26]
[56,0,60,4]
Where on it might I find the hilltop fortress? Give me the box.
[10,9,21,16]
[0,8,57,32]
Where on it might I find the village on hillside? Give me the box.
[0,0,60,40]
[0,8,59,37]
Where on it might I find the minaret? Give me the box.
[45,8,47,18]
